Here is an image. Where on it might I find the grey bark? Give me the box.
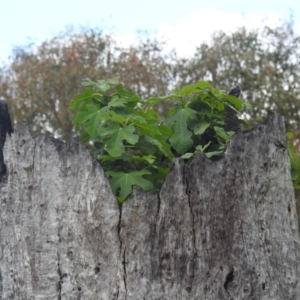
[0,112,300,299]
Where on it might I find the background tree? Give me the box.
[0,28,172,139]
[175,21,300,142]
[1,21,300,142]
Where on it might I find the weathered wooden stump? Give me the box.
[0,111,299,299]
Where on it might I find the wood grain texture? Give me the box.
[0,123,121,299]
[0,112,299,299]
[120,112,300,299]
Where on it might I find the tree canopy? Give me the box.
[1,21,300,143]
[176,22,300,135]
[0,29,173,139]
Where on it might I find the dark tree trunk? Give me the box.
[0,112,299,299]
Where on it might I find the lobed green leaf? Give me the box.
[99,122,139,157]
[69,88,94,110]
[106,170,154,202]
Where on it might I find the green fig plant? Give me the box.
[70,78,300,202]
[69,78,250,203]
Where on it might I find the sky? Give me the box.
[0,0,299,63]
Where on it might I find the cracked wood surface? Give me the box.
[0,112,300,299]
[0,123,121,299]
